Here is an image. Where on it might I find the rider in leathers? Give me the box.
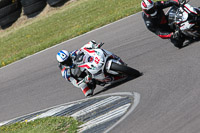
[57,41,103,97]
[57,41,129,97]
[141,0,185,48]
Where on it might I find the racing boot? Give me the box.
[85,82,96,98]
[86,89,94,98]
[170,31,185,49]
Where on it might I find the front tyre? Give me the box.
[110,62,141,78]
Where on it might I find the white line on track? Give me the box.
[28,104,74,122]
[0,92,140,133]
[78,103,131,132]
[71,96,122,118]
[104,92,141,133]
[0,92,133,125]
[0,120,11,126]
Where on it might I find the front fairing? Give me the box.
[172,3,197,23]
[76,48,126,83]
[77,49,107,76]
[168,4,198,36]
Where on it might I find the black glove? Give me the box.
[58,63,64,70]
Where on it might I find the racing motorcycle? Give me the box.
[74,43,141,87]
[168,0,200,40]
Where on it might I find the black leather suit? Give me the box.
[142,1,185,48]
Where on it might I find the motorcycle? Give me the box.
[168,0,200,40]
[74,43,141,87]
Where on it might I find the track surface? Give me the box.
[1,1,200,132]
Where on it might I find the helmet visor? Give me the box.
[61,57,72,66]
[144,7,157,16]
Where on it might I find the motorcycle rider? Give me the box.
[57,40,133,97]
[56,40,103,97]
[141,0,185,48]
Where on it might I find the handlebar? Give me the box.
[98,42,104,48]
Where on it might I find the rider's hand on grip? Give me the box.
[58,63,63,70]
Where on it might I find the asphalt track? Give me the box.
[1,1,200,132]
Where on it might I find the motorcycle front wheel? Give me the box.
[110,62,141,78]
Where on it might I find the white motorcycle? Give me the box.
[74,43,141,87]
[168,0,200,40]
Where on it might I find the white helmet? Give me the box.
[141,0,157,16]
[56,50,72,66]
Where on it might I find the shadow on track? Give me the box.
[180,39,200,49]
[93,74,142,96]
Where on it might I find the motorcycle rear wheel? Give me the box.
[110,62,141,78]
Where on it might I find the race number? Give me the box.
[94,57,100,64]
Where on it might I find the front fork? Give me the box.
[105,55,126,75]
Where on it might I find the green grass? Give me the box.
[0,116,82,133]
[0,0,143,67]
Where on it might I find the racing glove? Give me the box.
[58,63,64,70]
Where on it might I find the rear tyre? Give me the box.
[110,62,141,78]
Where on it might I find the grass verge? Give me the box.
[0,0,143,68]
[0,116,82,133]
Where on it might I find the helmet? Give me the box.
[56,50,72,66]
[141,0,157,17]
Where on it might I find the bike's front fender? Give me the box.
[105,59,122,75]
